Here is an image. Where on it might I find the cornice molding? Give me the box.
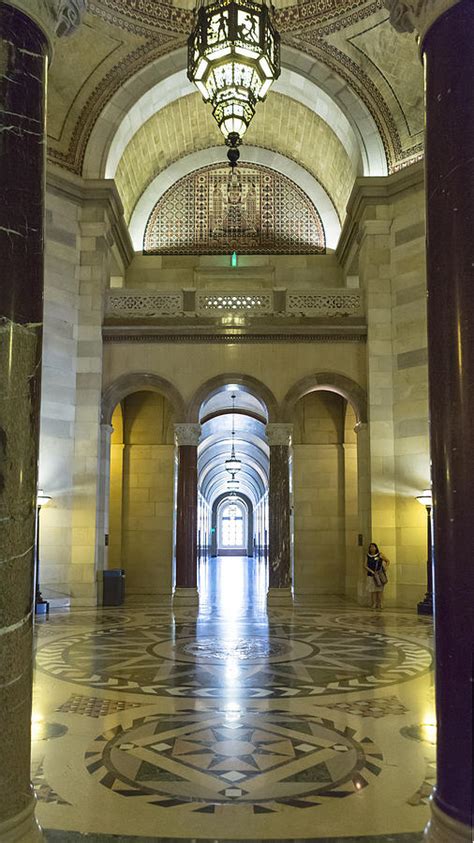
[337,159,424,268]
[46,165,134,267]
[7,0,87,52]
[383,0,462,47]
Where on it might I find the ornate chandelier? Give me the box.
[225,394,242,474]
[188,0,280,168]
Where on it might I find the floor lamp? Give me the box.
[416,488,433,616]
[35,490,52,615]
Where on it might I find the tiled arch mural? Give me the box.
[143,163,326,255]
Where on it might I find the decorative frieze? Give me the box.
[8,0,87,45]
[383,0,462,43]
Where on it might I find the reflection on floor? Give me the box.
[33,557,435,842]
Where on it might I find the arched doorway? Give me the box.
[195,382,270,605]
[108,389,177,599]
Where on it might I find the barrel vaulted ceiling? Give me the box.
[47,0,424,228]
[115,91,355,223]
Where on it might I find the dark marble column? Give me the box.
[266,424,293,603]
[424,3,474,839]
[174,424,201,605]
[385,1,473,840]
[0,8,47,841]
[0,4,85,839]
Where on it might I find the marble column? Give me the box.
[173,424,201,606]
[385,2,473,841]
[266,424,293,605]
[0,3,85,840]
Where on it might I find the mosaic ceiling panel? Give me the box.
[143,163,326,255]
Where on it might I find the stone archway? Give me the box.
[101,371,186,425]
[187,373,279,423]
[281,372,367,426]
[282,373,369,602]
[211,492,254,557]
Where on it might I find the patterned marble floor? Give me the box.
[33,558,435,841]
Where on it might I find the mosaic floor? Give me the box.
[33,558,435,841]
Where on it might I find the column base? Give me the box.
[0,801,44,842]
[425,794,472,842]
[417,593,433,615]
[172,587,199,607]
[267,586,293,606]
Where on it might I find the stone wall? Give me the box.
[38,188,80,599]
[119,392,175,598]
[292,392,351,595]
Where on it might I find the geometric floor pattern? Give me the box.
[32,563,436,841]
[85,710,383,811]
[36,621,432,699]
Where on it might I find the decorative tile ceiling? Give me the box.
[143,162,326,255]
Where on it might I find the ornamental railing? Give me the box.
[105,289,364,319]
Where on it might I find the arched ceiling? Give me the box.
[47,0,423,181]
[115,90,355,224]
[197,391,269,506]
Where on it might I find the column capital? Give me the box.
[354,421,368,433]
[383,0,462,46]
[7,0,87,50]
[266,423,293,447]
[175,423,201,447]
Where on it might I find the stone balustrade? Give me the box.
[105,288,364,320]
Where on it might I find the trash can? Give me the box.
[103,569,125,606]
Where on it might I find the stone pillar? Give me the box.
[0,3,85,841]
[173,424,201,606]
[266,424,293,605]
[96,424,114,602]
[385,1,472,840]
[358,218,398,603]
[354,422,372,603]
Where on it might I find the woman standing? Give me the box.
[366,543,390,610]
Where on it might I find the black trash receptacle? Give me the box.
[103,569,125,606]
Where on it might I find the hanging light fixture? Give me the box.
[187,0,280,169]
[225,393,242,474]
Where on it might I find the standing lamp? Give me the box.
[416,488,433,616]
[35,490,52,615]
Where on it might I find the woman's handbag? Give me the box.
[373,568,388,587]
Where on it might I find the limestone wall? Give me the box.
[38,189,80,599]
[390,186,429,606]
[292,392,352,595]
[346,164,430,607]
[118,392,175,598]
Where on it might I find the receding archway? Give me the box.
[211,492,254,557]
[188,373,279,424]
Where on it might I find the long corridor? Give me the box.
[33,561,434,842]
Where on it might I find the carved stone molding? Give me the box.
[8,0,87,48]
[266,423,293,447]
[175,423,201,447]
[384,0,462,45]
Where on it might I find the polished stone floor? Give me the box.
[34,557,434,841]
